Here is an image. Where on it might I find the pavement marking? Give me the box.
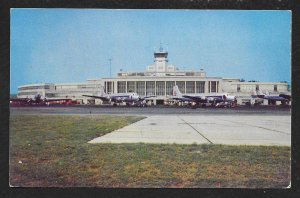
[220,119,290,135]
[178,122,235,127]
[177,116,213,144]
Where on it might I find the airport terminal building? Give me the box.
[16,48,290,105]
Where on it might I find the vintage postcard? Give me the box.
[10,9,291,188]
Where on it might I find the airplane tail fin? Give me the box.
[173,85,182,97]
[264,90,270,95]
[251,90,257,96]
[98,86,106,97]
[257,90,263,95]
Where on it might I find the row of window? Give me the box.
[55,85,100,90]
[19,84,100,91]
[109,81,215,96]
[45,93,92,98]
[18,92,38,96]
[18,85,50,91]
[237,85,278,92]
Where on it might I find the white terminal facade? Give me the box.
[17,47,290,105]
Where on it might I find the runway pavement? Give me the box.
[10,106,291,146]
[89,115,291,146]
[10,105,291,116]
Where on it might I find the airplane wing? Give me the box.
[140,95,156,100]
[266,96,288,102]
[171,97,194,102]
[181,95,207,103]
[279,94,291,101]
[82,95,109,101]
[44,98,72,102]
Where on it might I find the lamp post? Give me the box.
[108,58,112,77]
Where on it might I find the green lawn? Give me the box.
[9,115,290,188]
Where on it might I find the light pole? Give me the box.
[108,58,112,77]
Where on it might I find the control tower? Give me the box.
[153,46,168,72]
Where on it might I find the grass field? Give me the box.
[9,115,290,188]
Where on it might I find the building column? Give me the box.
[209,81,212,93]
[155,81,157,96]
[134,81,137,93]
[218,81,223,92]
[164,81,167,96]
[105,81,107,94]
[144,81,146,96]
[184,81,186,94]
[114,81,117,94]
[194,81,196,94]
[204,81,208,93]
[125,81,128,93]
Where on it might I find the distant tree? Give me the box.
[248,80,259,82]
[240,78,245,82]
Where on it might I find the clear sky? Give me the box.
[10,9,291,93]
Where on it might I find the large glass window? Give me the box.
[256,85,259,91]
[156,81,165,96]
[146,81,155,96]
[136,81,145,96]
[274,85,277,92]
[196,81,205,93]
[176,81,185,93]
[186,81,195,94]
[211,81,217,93]
[106,82,113,94]
[117,81,126,93]
[127,81,135,93]
[237,84,241,92]
[166,81,175,95]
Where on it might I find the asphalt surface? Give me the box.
[10,105,291,116]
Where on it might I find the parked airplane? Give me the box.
[251,90,291,105]
[172,85,237,108]
[10,93,70,106]
[82,88,154,107]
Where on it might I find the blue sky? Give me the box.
[10,9,291,93]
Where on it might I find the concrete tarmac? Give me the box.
[89,115,291,146]
[10,106,291,146]
[10,105,291,116]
